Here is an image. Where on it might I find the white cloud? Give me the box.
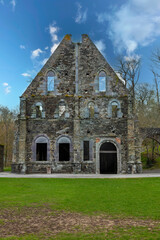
[20,45,25,49]
[95,40,106,56]
[49,23,59,42]
[2,83,11,94]
[75,3,87,24]
[10,0,16,11]
[124,54,141,62]
[31,48,43,59]
[96,13,108,23]
[3,82,8,86]
[51,43,59,54]
[21,73,31,77]
[41,58,48,65]
[97,0,160,54]
[45,46,49,50]
[48,22,60,54]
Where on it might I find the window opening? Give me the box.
[99,71,106,92]
[88,102,94,118]
[36,143,47,161]
[59,105,65,116]
[83,141,90,161]
[112,102,118,118]
[47,72,55,91]
[36,105,42,118]
[59,143,70,161]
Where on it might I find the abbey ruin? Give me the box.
[12,34,142,174]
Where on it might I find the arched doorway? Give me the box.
[100,142,117,174]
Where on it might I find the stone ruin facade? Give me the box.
[12,34,142,174]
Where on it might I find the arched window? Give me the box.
[108,99,123,118]
[88,102,94,118]
[59,100,66,117]
[36,104,43,118]
[32,135,50,161]
[111,101,118,118]
[47,71,55,91]
[31,102,45,119]
[99,71,106,92]
[57,137,71,161]
[54,100,69,119]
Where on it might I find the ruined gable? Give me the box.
[22,34,75,97]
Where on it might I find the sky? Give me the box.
[0,0,160,109]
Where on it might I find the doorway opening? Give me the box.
[100,142,117,174]
[36,143,47,161]
[59,143,70,161]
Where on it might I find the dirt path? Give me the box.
[1,172,160,178]
[0,207,159,238]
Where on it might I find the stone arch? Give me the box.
[94,69,108,93]
[88,101,95,118]
[45,69,59,94]
[32,134,50,161]
[31,101,45,119]
[140,128,160,144]
[96,138,121,174]
[98,70,107,92]
[55,135,73,162]
[47,70,55,91]
[99,142,117,174]
[108,99,123,118]
[54,99,70,119]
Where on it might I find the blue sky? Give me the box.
[0,0,160,109]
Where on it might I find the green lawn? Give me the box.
[0,178,160,218]
[0,178,160,239]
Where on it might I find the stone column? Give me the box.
[17,97,27,172]
[73,97,81,172]
[127,117,136,173]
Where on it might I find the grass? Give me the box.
[3,167,11,172]
[0,178,160,219]
[1,227,160,240]
[0,178,160,239]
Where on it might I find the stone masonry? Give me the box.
[12,34,142,174]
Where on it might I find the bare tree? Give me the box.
[136,83,154,107]
[151,48,160,110]
[115,55,141,113]
[0,106,18,166]
[151,70,160,105]
[151,48,160,107]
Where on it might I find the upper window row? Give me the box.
[46,71,107,92]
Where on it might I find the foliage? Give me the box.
[3,167,11,172]
[135,83,160,127]
[0,106,18,166]
[141,138,160,169]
